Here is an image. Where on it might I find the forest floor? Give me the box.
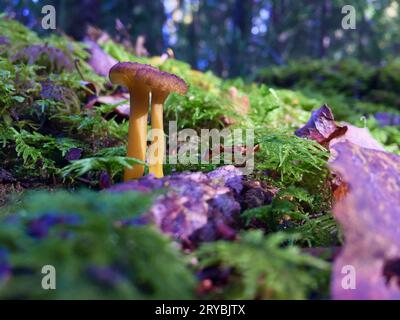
[0,17,399,299]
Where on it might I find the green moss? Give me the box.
[197,230,330,299]
[255,131,329,184]
[0,190,195,299]
[257,59,400,118]
[0,16,41,51]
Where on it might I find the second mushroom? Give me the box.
[109,62,188,180]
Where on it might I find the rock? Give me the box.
[109,166,244,246]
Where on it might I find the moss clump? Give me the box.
[0,190,195,299]
[196,230,330,299]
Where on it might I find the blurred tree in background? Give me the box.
[1,0,399,78]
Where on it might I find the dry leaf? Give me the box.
[296,104,385,152]
[329,124,385,152]
[329,141,400,299]
[295,104,347,147]
[97,93,130,117]
[85,40,117,77]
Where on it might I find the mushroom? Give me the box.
[138,68,188,178]
[109,62,155,180]
[109,62,188,180]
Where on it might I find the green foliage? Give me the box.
[165,85,235,131]
[0,124,13,146]
[368,60,400,108]
[11,128,56,171]
[61,156,144,179]
[0,20,122,183]
[242,185,334,243]
[0,57,42,118]
[197,230,329,299]
[225,82,319,130]
[258,59,372,98]
[101,39,148,64]
[255,131,329,184]
[292,214,340,248]
[1,127,84,177]
[257,59,400,113]
[54,111,128,143]
[0,190,195,299]
[242,187,314,227]
[0,17,41,52]
[94,145,127,157]
[364,118,400,154]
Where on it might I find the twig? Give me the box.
[74,59,86,82]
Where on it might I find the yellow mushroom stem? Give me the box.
[125,87,150,181]
[149,91,168,178]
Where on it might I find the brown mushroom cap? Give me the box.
[109,62,157,89]
[137,67,188,95]
[109,62,188,95]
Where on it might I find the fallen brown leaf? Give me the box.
[85,40,118,77]
[329,124,385,152]
[329,141,400,299]
[296,104,385,152]
[97,93,130,117]
[295,104,347,148]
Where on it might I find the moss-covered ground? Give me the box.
[0,18,399,299]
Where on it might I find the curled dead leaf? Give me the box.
[296,104,386,202]
[295,104,347,148]
[296,104,385,153]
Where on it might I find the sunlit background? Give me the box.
[1,0,400,77]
